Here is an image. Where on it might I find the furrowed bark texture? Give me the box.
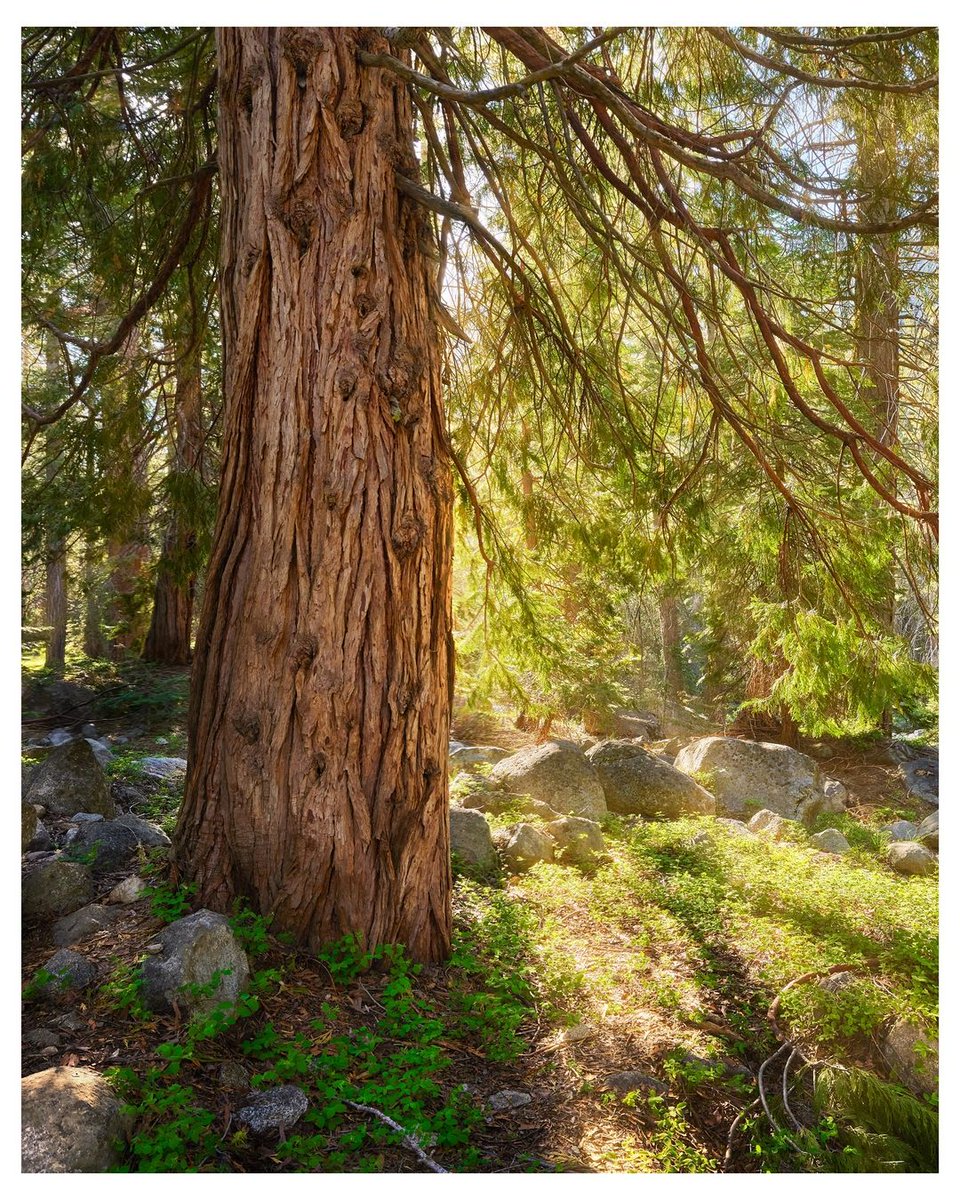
[175,28,454,961]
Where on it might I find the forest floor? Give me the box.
[21,662,938,1173]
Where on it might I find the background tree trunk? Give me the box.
[659,591,685,704]
[175,28,454,962]
[42,334,67,671]
[82,542,109,659]
[143,327,205,665]
[854,89,901,737]
[43,545,67,670]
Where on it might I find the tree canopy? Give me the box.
[21,23,938,774]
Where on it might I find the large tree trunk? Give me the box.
[143,330,204,666]
[175,28,454,962]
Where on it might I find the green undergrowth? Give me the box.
[101,883,559,1173]
[22,654,189,727]
[26,796,937,1172]
[507,816,938,1171]
[104,751,185,836]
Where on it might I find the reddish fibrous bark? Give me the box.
[175,28,454,962]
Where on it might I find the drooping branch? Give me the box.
[22,159,216,432]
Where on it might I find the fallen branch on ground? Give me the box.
[343,1100,449,1173]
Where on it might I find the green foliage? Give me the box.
[99,958,149,1020]
[642,1094,713,1172]
[22,968,55,1002]
[316,932,379,984]
[142,880,196,923]
[448,881,538,1059]
[813,1066,938,1172]
[228,902,273,959]
[748,605,937,737]
[109,1067,220,1172]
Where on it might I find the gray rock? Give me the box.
[449,744,510,769]
[22,1066,128,1172]
[586,709,660,741]
[797,788,847,827]
[898,756,938,805]
[487,1089,532,1111]
[22,800,38,852]
[450,772,517,816]
[586,739,715,818]
[115,813,171,848]
[883,820,919,842]
[84,738,112,767]
[822,778,849,805]
[559,1023,596,1044]
[36,949,99,996]
[21,760,39,796]
[673,736,823,819]
[24,1027,61,1049]
[108,875,148,904]
[450,807,498,871]
[882,1019,938,1095]
[27,819,55,852]
[46,727,74,746]
[68,819,142,874]
[603,1071,668,1098]
[887,841,936,876]
[141,909,250,1016]
[236,1085,309,1134]
[52,904,117,947]
[545,816,606,867]
[24,740,116,819]
[23,859,94,920]
[819,971,857,995]
[51,1011,86,1033]
[71,812,105,823]
[499,824,554,872]
[80,723,98,739]
[139,756,188,780]
[491,740,607,820]
[714,818,758,839]
[810,828,851,855]
[747,809,795,840]
[22,678,96,719]
[219,1060,252,1090]
[916,811,939,851]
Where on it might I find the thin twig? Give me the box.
[343,1100,448,1173]
[722,1097,761,1171]
[781,1046,803,1131]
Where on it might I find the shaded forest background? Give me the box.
[21,26,938,747]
